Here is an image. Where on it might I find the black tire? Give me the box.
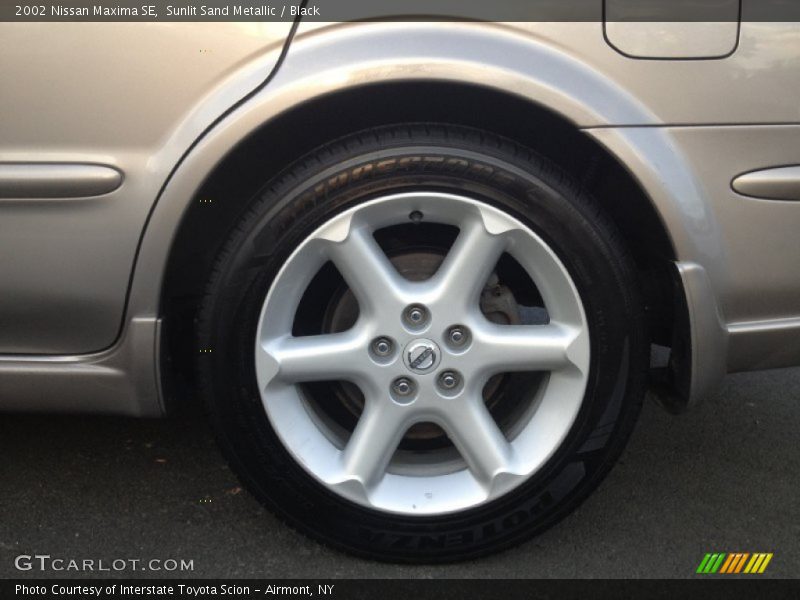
[197,124,647,562]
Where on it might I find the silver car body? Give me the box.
[1,18,799,415]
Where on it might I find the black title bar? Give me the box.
[3,0,800,23]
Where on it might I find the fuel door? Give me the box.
[604,0,741,59]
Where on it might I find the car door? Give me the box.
[0,22,294,354]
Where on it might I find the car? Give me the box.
[1,4,799,562]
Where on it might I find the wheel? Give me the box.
[197,124,646,562]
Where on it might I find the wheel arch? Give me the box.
[127,24,712,412]
[154,81,683,409]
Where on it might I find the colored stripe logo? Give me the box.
[696,552,773,574]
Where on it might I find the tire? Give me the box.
[197,124,647,562]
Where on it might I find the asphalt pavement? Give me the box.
[1,368,798,579]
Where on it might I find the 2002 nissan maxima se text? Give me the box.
[1,4,799,561]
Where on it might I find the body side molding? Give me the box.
[732,166,800,201]
[0,163,123,198]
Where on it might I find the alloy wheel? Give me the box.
[254,192,590,516]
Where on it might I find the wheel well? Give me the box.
[161,81,678,409]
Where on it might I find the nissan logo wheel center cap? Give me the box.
[403,339,441,374]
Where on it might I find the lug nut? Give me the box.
[439,371,460,391]
[372,337,393,357]
[404,305,428,327]
[448,326,467,346]
[392,377,414,397]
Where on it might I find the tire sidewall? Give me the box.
[198,130,646,562]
